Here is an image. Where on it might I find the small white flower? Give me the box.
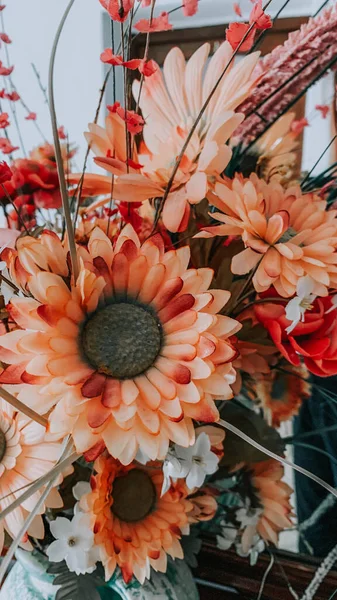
[235,505,262,528]
[285,276,317,334]
[236,535,265,566]
[217,525,238,550]
[176,432,219,490]
[161,447,189,497]
[47,513,97,576]
[161,432,219,496]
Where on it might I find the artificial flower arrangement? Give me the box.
[0,0,336,598]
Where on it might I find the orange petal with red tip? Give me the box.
[152,277,184,311]
[102,378,122,408]
[158,294,195,323]
[87,398,111,429]
[155,357,191,384]
[146,367,176,399]
[84,440,106,462]
[121,379,139,405]
[161,344,197,361]
[135,375,161,410]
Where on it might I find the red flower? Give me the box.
[0,61,13,76]
[316,104,330,119]
[25,112,37,121]
[255,297,337,376]
[0,160,12,183]
[99,0,134,22]
[5,90,20,101]
[58,126,67,140]
[107,102,144,134]
[0,6,5,11]
[0,112,9,128]
[291,117,309,135]
[226,22,256,52]
[0,88,4,98]
[0,137,18,154]
[233,2,242,17]
[138,59,157,77]
[249,0,272,30]
[100,49,124,65]
[183,0,198,17]
[134,12,173,33]
[0,33,11,43]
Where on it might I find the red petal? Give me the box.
[0,362,27,383]
[81,372,106,398]
[158,294,195,323]
[83,440,106,462]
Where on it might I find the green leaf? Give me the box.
[48,561,103,600]
[220,403,285,466]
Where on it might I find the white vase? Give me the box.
[0,549,199,600]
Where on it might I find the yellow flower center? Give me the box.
[111,469,157,523]
[300,298,313,311]
[81,301,162,379]
[0,430,6,462]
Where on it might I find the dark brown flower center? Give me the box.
[81,301,162,379]
[111,469,156,523]
[0,430,6,462]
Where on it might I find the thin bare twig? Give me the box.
[31,63,49,104]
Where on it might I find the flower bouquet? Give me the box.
[0,1,336,599]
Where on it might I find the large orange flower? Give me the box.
[0,398,65,552]
[199,174,337,297]
[80,453,208,583]
[0,226,240,463]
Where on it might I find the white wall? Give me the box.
[2,0,103,166]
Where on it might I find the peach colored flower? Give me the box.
[0,398,65,553]
[79,43,259,233]
[0,225,240,463]
[245,460,293,547]
[199,174,337,297]
[80,453,192,583]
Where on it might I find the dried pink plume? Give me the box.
[235,3,337,145]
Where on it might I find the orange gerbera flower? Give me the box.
[80,453,194,583]
[254,364,310,427]
[242,459,293,550]
[0,398,65,552]
[0,225,240,463]
[199,174,337,297]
